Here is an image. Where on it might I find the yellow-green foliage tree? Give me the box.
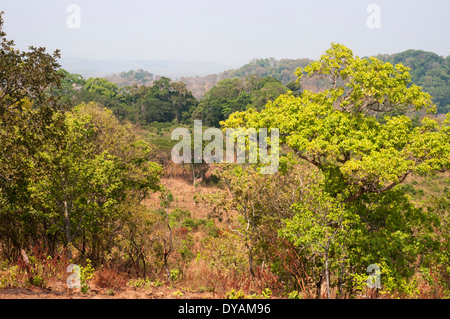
[28,103,162,261]
[222,43,450,297]
[0,12,64,257]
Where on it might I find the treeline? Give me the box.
[379,50,450,114]
[107,52,449,114]
[56,70,293,127]
[106,69,155,87]
[56,72,197,125]
[83,50,449,128]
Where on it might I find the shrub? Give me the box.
[170,268,180,282]
[399,183,416,195]
[106,289,115,296]
[80,259,95,294]
[203,219,220,238]
[30,274,46,288]
[288,290,302,299]
[93,268,127,289]
[128,277,152,288]
[226,288,246,299]
[181,217,198,230]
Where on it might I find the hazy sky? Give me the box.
[2,0,449,68]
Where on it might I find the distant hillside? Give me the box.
[101,58,314,98]
[59,57,232,79]
[105,69,155,87]
[377,50,449,113]
[180,58,313,99]
[182,51,449,110]
[99,50,449,113]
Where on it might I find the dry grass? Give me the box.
[142,176,219,220]
[403,171,449,207]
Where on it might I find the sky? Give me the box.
[1,0,449,69]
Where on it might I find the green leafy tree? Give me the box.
[279,180,356,298]
[124,77,198,124]
[195,78,245,126]
[222,43,450,296]
[0,12,65,256]
[52,69,86,107]
[0,13,62,115]
[223,43,448,203]
[85,78,119,100]
[28,103,162,260]
[380,49,450,114]
[194,77,288,126]
[422,191,450,297]
[196,162,305,278]
[249,77,288,110]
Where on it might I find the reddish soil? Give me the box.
[0,279,216,299]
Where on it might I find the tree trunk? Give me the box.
[64,199,73,260]
[191,162,196,185]
[163,208,173,281]
[247,243,255,278]
[324,249,331,299]
[319,241,331,299]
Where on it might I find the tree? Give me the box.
[170,81,198,124]
[195,78,245,126]
[286,80,302,97]
[194,77,288,127]
[223,43,448,204]
[0,13,62,116]
[28,103,162,260]
[0,12,65,257]
[249,77,288,110]
[380,49,450,114]
[279,181,355,298]
[422,191,450,296]
[52,69,86,107]
[222,43,450,296]
[85,78,119,100]
[196,161,306,278]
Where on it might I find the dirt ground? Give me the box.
[0,279,216,299]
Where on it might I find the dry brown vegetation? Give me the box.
[2,170,447,300]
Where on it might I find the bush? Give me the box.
[226,288,247,299]
[93,268,128,289]
[128,278,152,289]
[203,219,220,238]
[288,290,302,299]
[182,217,199,230]
[399,183,417,195]
[170,268,180,282]
[30,274,46,287]
[80,259,95,294]
[169,209,191,227]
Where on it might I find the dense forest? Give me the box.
[0,13,449,299]
[61,50,450,129]
[107,51,450,115]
